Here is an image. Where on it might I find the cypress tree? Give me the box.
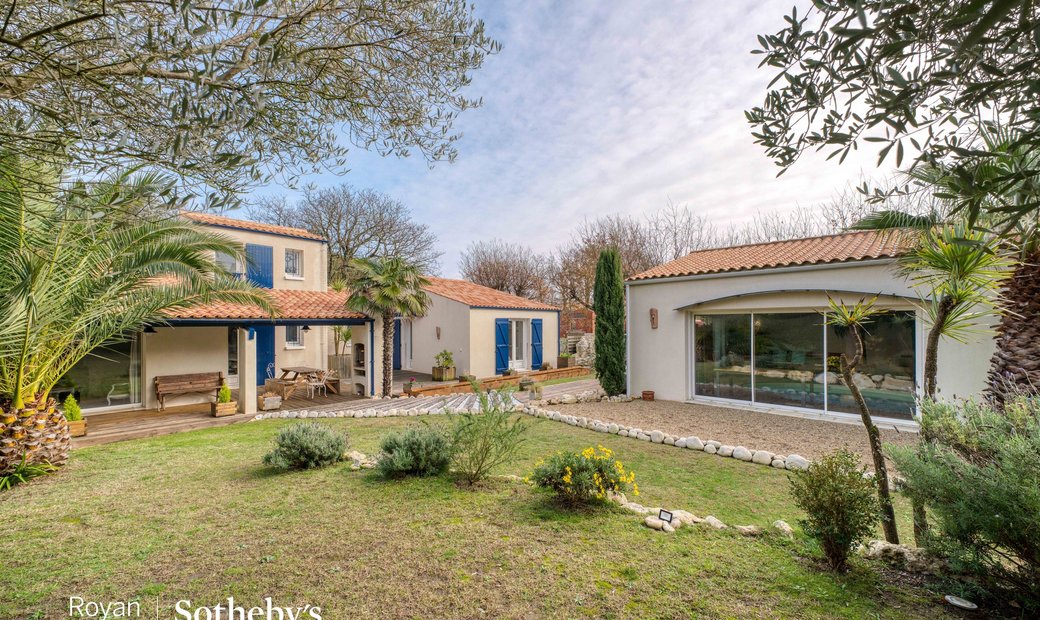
[593,248,626,395]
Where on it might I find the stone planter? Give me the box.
[68,419,87,437]
[211,401,238,417]
[432,366,456,382]
[557,356,571,369]
[257,395,282,411]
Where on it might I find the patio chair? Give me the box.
[107,382,131,406]
[306,370,330,399]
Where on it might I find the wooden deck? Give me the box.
[72,390,364,448]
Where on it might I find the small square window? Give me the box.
[285,249,303,279]
[285,325,304,348]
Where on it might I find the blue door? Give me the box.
[531,319,543,370]
[245,244,274,288]
[245,244,275,385]
[494,319,509,375]
[393,319,402,370]
[254,326,275,387]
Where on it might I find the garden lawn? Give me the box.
[1,416,950,619]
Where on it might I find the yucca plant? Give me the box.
[0,152,274,476]
[346,257,431,396]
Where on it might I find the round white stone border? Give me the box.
[252,390,810,473]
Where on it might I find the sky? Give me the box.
[252,0,895,277]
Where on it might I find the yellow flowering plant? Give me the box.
[529,445,638,506]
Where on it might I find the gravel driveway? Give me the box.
[554,399,916,466]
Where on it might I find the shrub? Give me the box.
[788,449,880,572]
[450,389,527,484]
[593,248,626,395]
[529,445,638,506]
[435,350,455,367]
[0,455,57,491]
[888,396,1040,611]
[262,422,347,470]
[217,382,233,404]
[376,425,452,478]
[62,394,82,421]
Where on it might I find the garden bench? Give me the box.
[154,371,225,411]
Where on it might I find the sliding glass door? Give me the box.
[54,334,142,410]
[691,311,916,420]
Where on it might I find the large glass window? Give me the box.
[826,311,916,420]
[54,335,141,410]
[692,310,917,420]
[693,314,753,401]
[753,313,826,410]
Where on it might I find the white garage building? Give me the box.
[625,231,996,428]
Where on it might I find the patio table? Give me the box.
[278,366,339,398]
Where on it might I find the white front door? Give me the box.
[400,319,412,370]
[509,319,526,370]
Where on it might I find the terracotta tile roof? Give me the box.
[628,230,914,282]
[165,289,366,321]
[424,277,559,311]
[182,211,326,242]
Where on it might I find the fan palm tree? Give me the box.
[857,124,1040,406]
[0,153,273,475]
[346,257,431,396]
[826,297,899,544]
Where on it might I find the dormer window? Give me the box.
[284,249,303,279]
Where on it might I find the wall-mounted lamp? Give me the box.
[302,325,312,332]
[649,308,659,330]
[436,326,441,340]
[143,325,157,334]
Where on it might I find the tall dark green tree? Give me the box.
[593,248,626,396]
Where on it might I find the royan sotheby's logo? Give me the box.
[69,596,322,619]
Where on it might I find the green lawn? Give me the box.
[0,416,951,619]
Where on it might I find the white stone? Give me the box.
[662,523,675,534]
[644,516,665,531]
[732,447,753,461]
[675,438,687,449]
[771,459,786,469]
[686,437,704,450]
[622,502,651,515]
[752,450,774,465]
[705,440,721,448]
[607,423,619,434]
[704,516,727,529]
[785,454,809,471]
[663,436,675,446]
[717,445,734,457]
[703,444,718,454]
[618,430,629,437]
[560,394,577,405]
[734,525,763,537]
[772,520,794,538]
[638,433,651,442]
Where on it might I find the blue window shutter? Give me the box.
[531,319,543,369]
[245,244,273,288]
[494,319,509,374]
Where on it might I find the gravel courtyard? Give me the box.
[553,399,916,465]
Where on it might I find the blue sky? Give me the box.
[252,1,893,277]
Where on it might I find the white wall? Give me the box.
[141,326,228,409]
[204,226,328,292]
[627,260,997,404]
[410,293,472,375]
[469,308,560,378]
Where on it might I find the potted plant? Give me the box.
[557,352,572,369]
[404,377,418,394]
[540,362,551,371]
[212,382,238,417]
[257,391,282,411]
[432,350,456,382]
[519,376,535,391]
[63,394,86,437]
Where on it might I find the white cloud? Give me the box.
[265,0,895,276]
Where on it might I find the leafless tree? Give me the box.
[645,200,722,261]
[458,239,556,303]
[250,184,441,278]
[0,1,497,208]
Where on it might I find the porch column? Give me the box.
[238,326,257,415]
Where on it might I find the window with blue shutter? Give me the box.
[245,244,274,288]
[531,319,543,369]
[494,319,510,375]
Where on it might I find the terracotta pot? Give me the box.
[68,420,87,437]
[641,390,655,402]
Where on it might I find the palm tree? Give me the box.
[826,297,899,544]
[0,154,273,475]
[345,257,431,397]
[858,124,1040,406]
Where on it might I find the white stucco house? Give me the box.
[388,277,560,380]
[626,230,997,428]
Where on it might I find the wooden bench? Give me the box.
[154,372,225,411]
